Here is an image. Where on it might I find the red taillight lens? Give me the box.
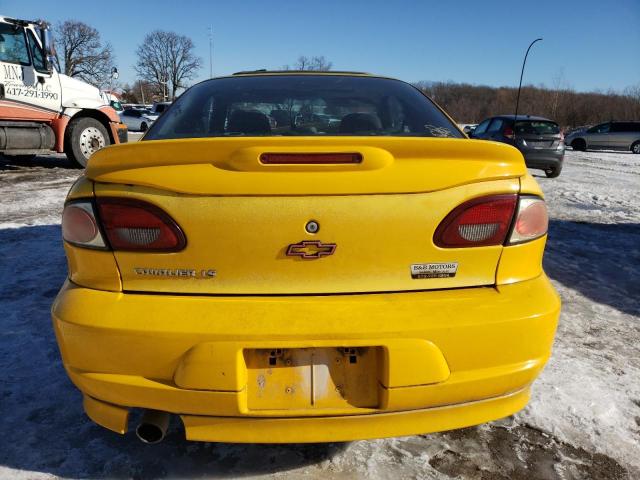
[96,198,186,251]
[434,195,517,247]
[62,201,106,248]
[503,126,514,139]
[508,196,548,244]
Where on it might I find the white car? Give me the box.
[120,109,154,132]
[144,102,172,122]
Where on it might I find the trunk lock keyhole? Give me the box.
[305,220,319,234]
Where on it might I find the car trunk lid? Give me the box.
[88,137,525,294]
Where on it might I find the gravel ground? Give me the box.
[0,147,638,479]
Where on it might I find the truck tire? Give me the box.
[65,117,110,168]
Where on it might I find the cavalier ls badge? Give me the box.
[133,267,217,279]
[286,240,337,259]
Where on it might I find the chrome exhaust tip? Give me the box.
[135,410,170,444]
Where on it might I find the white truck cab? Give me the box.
[0,16,127,167]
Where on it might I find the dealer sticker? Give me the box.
[411,262,458,279]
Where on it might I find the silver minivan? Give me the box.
[566,122,640,153]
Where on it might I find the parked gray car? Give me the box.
[566,121,640,153]
[470,115,565,177]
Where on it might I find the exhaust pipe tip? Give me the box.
[136,410,170,444]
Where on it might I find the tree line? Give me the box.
[415,81,640,128]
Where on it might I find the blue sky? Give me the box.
[3,0,639,92]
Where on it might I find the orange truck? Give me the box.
[0,15,127,167]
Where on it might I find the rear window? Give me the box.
[144,75,463,140]
[515,121,560,135]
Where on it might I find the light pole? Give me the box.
[514,38,542,122]
[109,67,118,94]
[159,75,168,102]
[208,26,213,78]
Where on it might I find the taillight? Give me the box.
[96,198,186,251]
[508,196,548,244]
[434,194,548,248]
[503,126,515,140]
[62,201,106,249]
[434,195,517,247]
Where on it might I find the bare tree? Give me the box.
[299,55,332,71]
[283,55,333,71]
[53,20,115,88]
[135,31,202,101]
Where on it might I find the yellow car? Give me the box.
[52,71,560,444]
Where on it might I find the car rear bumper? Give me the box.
[83,386,531,443]
[52,274,560,442]
[521,149,564,170]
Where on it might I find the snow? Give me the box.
[0,149,638,479]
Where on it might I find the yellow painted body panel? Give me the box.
[83,395,129,434]
[83,387,530,443]
[54,130,560,442]
[496,236,546,285]
[64,176,122,291]
[67,174,93,199]
[94,179,518,294]
[180,388,530,443]
[87,137,526,195]
[64,244,122,291]
[52,272,560,440]
[520,172,545,196]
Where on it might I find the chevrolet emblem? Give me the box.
[286,240,337,259]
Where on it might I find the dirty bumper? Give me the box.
[53,274,560,442]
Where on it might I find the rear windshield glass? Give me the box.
[144,75,463,140]
[515,121,560,135]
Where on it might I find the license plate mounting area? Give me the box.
[244,347,380,411]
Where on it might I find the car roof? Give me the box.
[193,70,404,89]
[492,114,556,122]
[231,69,373,76]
